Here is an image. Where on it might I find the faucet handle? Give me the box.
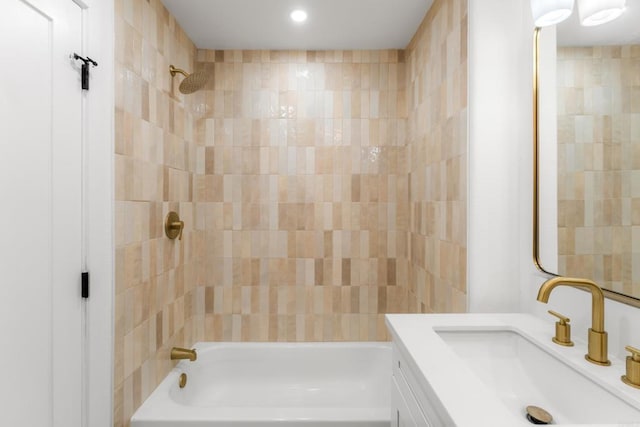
[548,310,574,347]
[165,211,185,240]
[625,345,640,360]
[548,310,569,323]
[622,346,640,389]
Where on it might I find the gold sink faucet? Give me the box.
[171,347,197,361]
[537,277,610,366]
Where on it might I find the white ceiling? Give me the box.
[557,1,640,46]
[160,0,433,50]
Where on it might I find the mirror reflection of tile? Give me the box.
[556,45,640,297]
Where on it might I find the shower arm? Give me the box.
[169,65,189,78]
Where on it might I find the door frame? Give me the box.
[77,1,114,426]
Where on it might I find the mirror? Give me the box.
[535,3,640,305]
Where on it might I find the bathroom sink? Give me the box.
[437,329,640,425]
[385,314,640,426]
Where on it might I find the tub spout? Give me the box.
[536,277,609,366]
[171,347,197,362]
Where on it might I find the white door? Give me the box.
[0,0,83,426]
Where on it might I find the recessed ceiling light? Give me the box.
[290,9,308,23]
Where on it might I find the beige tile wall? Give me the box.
[113,1,204,426]
[557,45,640,296]
[405,0,468,313]
[194,49,410,342]
[114,0,469,424]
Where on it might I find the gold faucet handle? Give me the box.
[622,346,640,389]
[548,310,574,347]
[171,220,184,240]
[165,212,184,240]
[625,346,640,361]
[548,310,570,324]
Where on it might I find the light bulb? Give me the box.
[290,10,308,23]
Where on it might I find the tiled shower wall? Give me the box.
[113,0,205,426]
[557,46,640,295]
[194,50,410,341]
[114,0,468,424]
[406,0,468,313]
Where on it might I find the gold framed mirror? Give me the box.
[532,7,640,308]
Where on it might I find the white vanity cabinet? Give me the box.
[390,343,451,427]
[387,313,640,427]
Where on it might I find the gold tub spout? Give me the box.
[536,277,610,366]
[171,347,197,361]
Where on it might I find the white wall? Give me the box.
[467,0,532,312]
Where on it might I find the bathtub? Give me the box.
[130,342,391,427]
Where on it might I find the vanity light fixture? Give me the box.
[531,0,627,27]
[290,9,308,23]
[531,0,574,27]
[577,0,626,26]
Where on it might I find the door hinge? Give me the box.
[81,272,89,299]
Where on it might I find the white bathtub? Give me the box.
[131,342,392,427]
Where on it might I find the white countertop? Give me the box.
[385,313,640,427]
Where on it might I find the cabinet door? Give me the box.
[392,377,418,427]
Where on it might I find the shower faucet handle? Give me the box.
[165,211,184,240]
[172,220,184,240]
[548,310,574,347]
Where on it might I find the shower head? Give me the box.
[169,65,209,94]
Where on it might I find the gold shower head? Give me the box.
[169,65,209,94]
